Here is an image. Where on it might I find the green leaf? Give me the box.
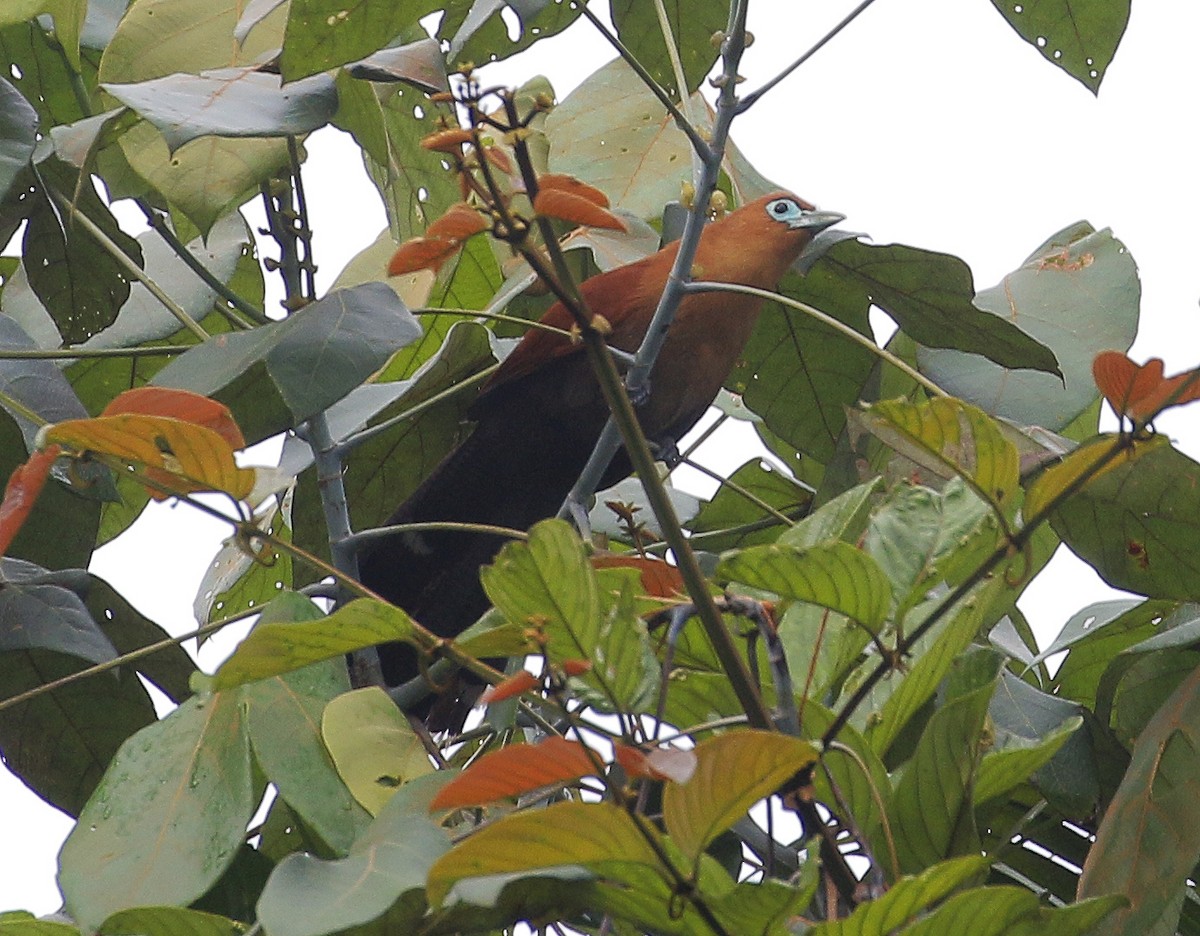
[98,907,242,936]
[808,855,989,935]
[102,68,338,151]
[424,801,660,908]
[544,57,772,219]
[822,238,1061,376]
[344,37,448,91]
[256,773,450,936]
[23,159,144,344]
[321,687,433,816]
[988,673,1097,815]
[1112,650,1200,749]
[280,0,440,82]
[662,730,818,863]
[152,282,421,438]
[0,0,85,69]
[481,519,600,655]
[444,0,586,68]
[1034,435,1200,600]
[891,682,992,872]
[861,398,1021,515]
[866,573,1011,756]
[1049,598,1174,710]
[610,0,725,96]
[988,0,1129,93]
[0,561,115,664]
[207,596,414,690]
[0,75,37,202]
[718,541,892,633]
[864,479,996,621]
[0,639,156,816]
[919,223,1139,430]
[333,71,462,242]
[686,458,813,551]
[196,503,293,625]
[974,715,1081,805]
[244,662,372,854]
[0,919,78,935]
[59,692,254,930]
[902,886,1123,936]
[96,0,293,233]
[729,266,876,464]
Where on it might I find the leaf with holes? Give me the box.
[988,0,1129,93]
[43,412,255,501]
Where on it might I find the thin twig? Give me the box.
[737,0,882,113]
[576,3,712,159]
[683,280,948,399]
[47,188,209,341]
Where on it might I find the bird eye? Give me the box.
[766,197,803,221]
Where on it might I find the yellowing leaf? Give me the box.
[425,801,660,907]
[44,414,255,500]
[101,387,245,450]
[322,687,433,815]
[863,397,1021,513]
[662,730,819,862]
[1023,433,1132,522]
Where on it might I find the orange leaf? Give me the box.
[102,387,245,450]
[537,174,611,208]
[593,555,685,599]
[533,189,626,232]
[0,445,61,556]
[479,669,539,703]
[426,203,487,242]
[1093,351,1200,422]
[44,415,255,501]
[430,737,599,810]
[483,146,513,174]
[387,237,462,276]
[419,128,473,152]
[614,744,697,783]
[560,659,592,677]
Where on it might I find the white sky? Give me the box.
[4,0,1199,916]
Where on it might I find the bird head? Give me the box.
[700,192,845,286]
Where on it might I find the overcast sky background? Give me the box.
[4,0,1199,915]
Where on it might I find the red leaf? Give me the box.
[387,237,462,276]
[614,744,696,783]
[1093,350,1200,422]
[426,203,487,242]
[102,387,245,450]
[537,173,611,208]
[560,659,592,677]
[430,737,599,810]
[0,446,61,556]
[479,669,539,703]
[533,189,626,232]
[419,128,473,152]
[592,554,685,599]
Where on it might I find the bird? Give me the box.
[357,192,844,723]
